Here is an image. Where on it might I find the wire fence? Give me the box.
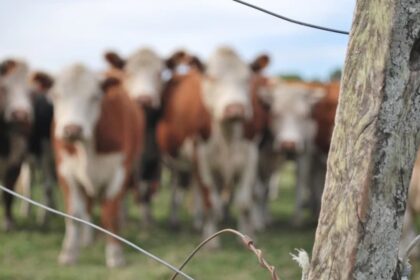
[232,0,350,35]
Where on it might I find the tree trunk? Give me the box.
[308,1,420,279]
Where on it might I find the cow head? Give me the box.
[104,48,186,109]
[33,64,117,143]
[202,47,252,123]
[0,59,33,128]
[264,81,325,156]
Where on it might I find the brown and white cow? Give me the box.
[104,48,186,225]
[33,64,143,267]
[158,47,262,246]
[0,59,33,231]
[255,79,326,227]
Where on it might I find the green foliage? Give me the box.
[329,68,342,81]
[278,74,303,82]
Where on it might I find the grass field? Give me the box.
[1,163,420,280]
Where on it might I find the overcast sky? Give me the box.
[0,0,356,80]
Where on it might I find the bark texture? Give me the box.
[308,1,420,279]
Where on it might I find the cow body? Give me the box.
[199,48,262,246]
[104,48,185,225]
[255,79,327,227]
[17,91,56,224]
[35,65,143,267]
[0,59,33,231]
[157,69,211,228]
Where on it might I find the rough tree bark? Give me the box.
[308,1,420,279]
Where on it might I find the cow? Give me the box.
[17,84,55,225]
[0,59,33,231]
[103,48,186,225]
[32,64,143,267]
[157,47,264,247]
[255,78,327,228]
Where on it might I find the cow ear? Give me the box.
[104,51,126,69]
[0,60,17,76]
[32,71,54,91]
[250,54,270,73]
[165,50,186,70]
[188,56,206,73]
[101,76,121,93]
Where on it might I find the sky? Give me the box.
[0,0,356,80]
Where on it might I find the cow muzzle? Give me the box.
[223,103,246,121]
[279,141,298,159]
[11,109,30,124]
[135,95,154,108]
[63,124,83,142]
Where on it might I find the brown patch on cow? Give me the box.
[165,50,187,70]
[244,75,271,139]
[104,51,126,70]
[32,72,54,91]
[157,71,211,157]
[250,54,270,73]
[0,60,17,76]
[187,56,205,73]
[100,76,121,92]
[312,81,340,153]
[101,192,125,241]
[95,82,144,167]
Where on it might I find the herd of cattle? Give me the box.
[1,46,419,267]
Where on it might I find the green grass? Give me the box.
[1,163,418,279]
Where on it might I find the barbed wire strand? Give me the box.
[0,185,194,280]
[171,228,279,280]
[232,0,350,35]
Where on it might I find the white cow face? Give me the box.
[0,60,33,126]
[267,81,325,154]
[202,47,252,122]
[123,48,165,108]
[48,64,103,142]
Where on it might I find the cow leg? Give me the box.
[250,179,267,232]
[58,178,87,265]
[2,164,22,231]
[196,144,222,249]
[139,180,157,227]
[192,182,204,231]
[309,152,326,223]
[292,147,312,227]
[101,196,125,268]
[38,140,56,226]
[80,196,94,247]
[169,172,182,229]
[17,161,32,219]
[235,144,258,238]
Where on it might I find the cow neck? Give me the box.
[94,88,125,154]
[213,119,245,146]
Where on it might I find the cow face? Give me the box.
[0,59,33,127]
[202,47,252,123]
[35,65,107,142]
[123,49,165,108]
[266,81,325,155]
